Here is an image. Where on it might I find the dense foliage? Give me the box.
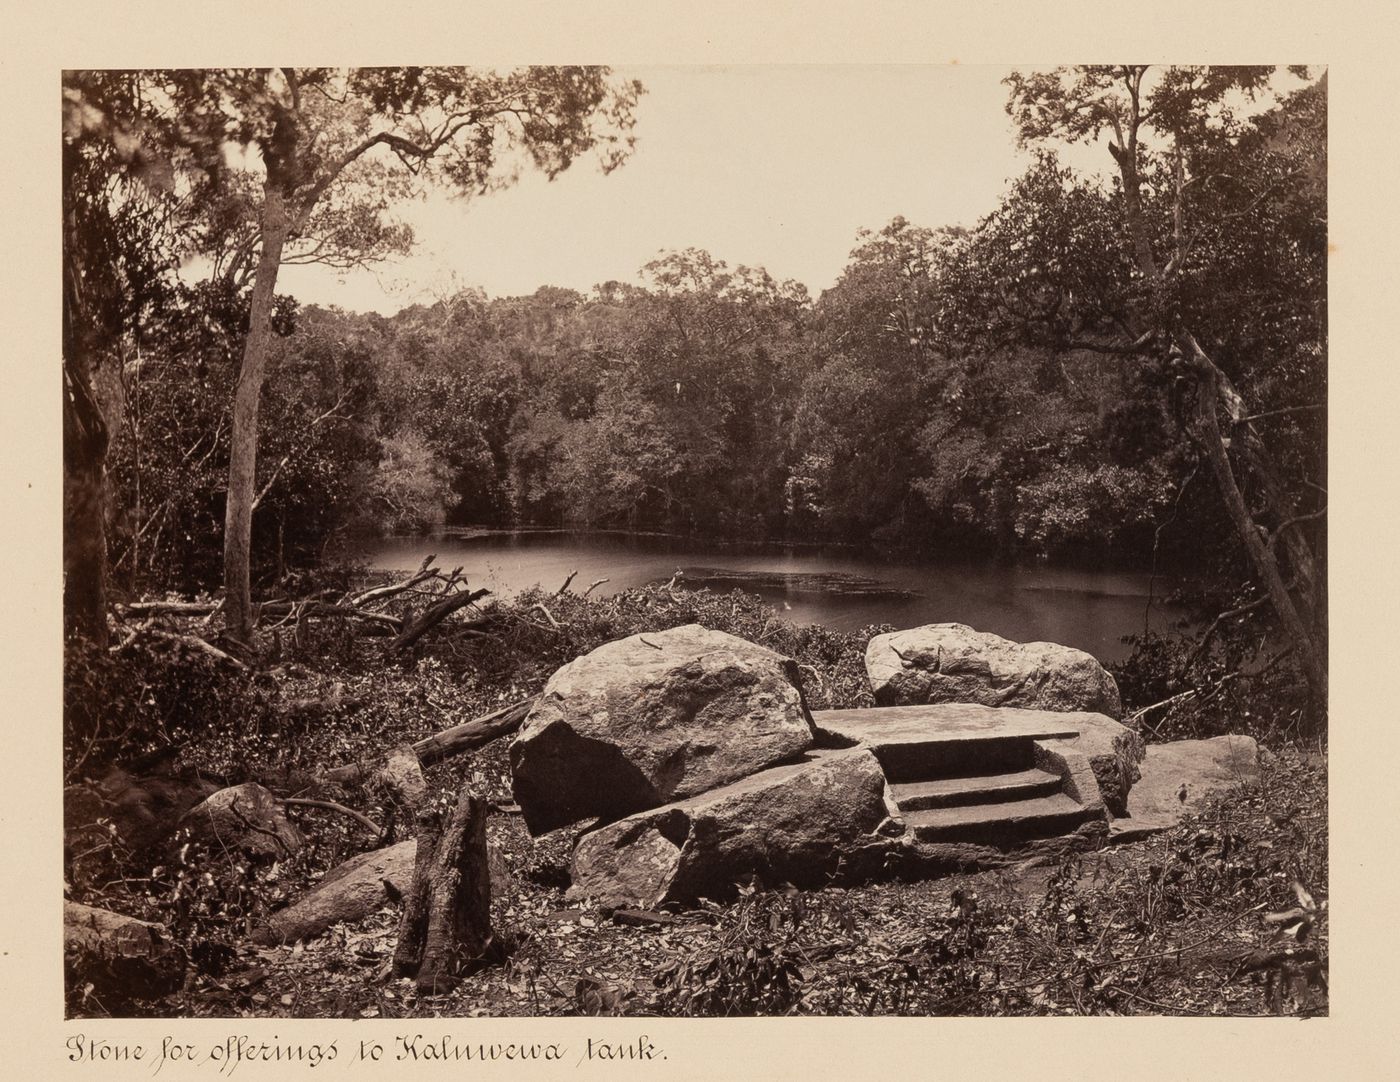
[83,78,1323,619]
[103,249,1221,596]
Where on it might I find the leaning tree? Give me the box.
[184,68,644,649]
[945,66,1327,712]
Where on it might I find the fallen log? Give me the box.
[318,697,537,788]
[119,598,402,632]
[413,698,536,768]
[65,901,185,1003]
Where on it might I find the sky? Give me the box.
[276,65,1098,314]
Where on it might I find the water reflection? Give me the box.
[351,529,1181,663]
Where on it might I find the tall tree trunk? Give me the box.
[222,183,291,647]
[63,362,110,647]
[62,196,110,648]
[1112,118,1325,714]
[1182,333,1327,709]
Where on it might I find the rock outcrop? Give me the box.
[511,624,814,835]
[64,901,185,1003]
[567,749,888,908]
[177,783,305,860]
[865,623,1122,719]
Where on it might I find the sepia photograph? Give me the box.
[60,62,1329,1024]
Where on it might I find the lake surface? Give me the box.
[353,530,1182,663]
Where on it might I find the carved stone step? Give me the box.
[903,792,1096,845]
[890,767,1063,812]
[811,702,1081,781]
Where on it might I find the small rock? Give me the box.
[178,783,305,859]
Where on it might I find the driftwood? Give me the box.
[319,698,536,788]
[393,788,493,994]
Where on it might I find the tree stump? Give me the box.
[391,788,493,995]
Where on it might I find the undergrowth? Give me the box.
[64,573,1327,1018]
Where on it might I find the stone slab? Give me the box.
[889,767,1062,811]
[904,791,1095,843]
[812,702,1082,747]
[1110,735,1261,842]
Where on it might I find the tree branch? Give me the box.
[277,797,383,840]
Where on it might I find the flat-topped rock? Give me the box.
[1111,735,1261,841]
[866,623,1122,719]
[511,624,815,835]
[813,702,1082,747]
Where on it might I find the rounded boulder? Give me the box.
[866,623,1122,719]
[510,624,815,835]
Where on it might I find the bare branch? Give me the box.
[1239,403,1326,425]
[277,797,383,840]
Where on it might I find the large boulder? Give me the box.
[1036,712,1146,817]
[177,783,305,860]
[511,624,815,835]
[1112,735,1261,841]
[65,901,185,1004]
[866,623,1122,719]
[567,749,888,909]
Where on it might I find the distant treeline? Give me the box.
[104,241,1175,590]
[101,75,1325,603]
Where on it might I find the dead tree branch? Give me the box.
[388,588,491,656]
[277,797,384,840]
[319,698,536,787]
